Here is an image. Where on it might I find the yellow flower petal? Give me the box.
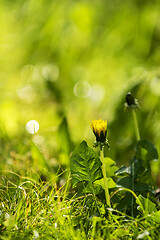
[90,119,107,142]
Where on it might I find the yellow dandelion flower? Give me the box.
[90,119,107,143]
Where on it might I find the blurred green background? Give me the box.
[1,0,160,174]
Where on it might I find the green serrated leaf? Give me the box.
[83,183,103,195]
[136,194,157,214]
[70,140,103,188]
[150,210,160,223]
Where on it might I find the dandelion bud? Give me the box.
[90,119,109,148]
[126,92,135,106]
[125,92,139,109]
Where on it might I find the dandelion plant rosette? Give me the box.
[90,119,109,148]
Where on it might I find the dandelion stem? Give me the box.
[100,146,111,207]
[131,109,140,218]
[131,109,140,142]
[131,160,134,218]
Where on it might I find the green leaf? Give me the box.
[58,117,72,154]
[117,177,151,192]
[70,140,103,188]
[117,176,151,192]
[115,166,131,177]
[104,157,118,177]
[150,159,160,181]
[82,183,103,195]
[115,140,159,184]
[95,178,117,189]
[133,140,159,185]
[134,182,151,192]
[117,176,132,189]
[150,210,160,223]
[136,195,157,214]
[116,193,133,211]
[31,142,48,170]
[58,117,72,165]
[130,157,145,180]
[135,140,158,169]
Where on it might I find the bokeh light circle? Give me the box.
[26,120,39,134]
[74,81,91,98]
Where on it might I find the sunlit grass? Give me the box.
[1,171,159,239]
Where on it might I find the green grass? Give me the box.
[1,173,159,239]
[0,132,160,239]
